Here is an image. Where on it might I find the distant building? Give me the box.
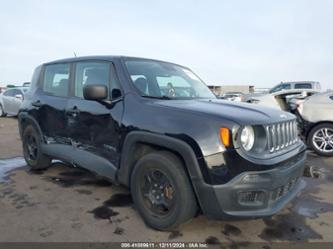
[208,85,255,96]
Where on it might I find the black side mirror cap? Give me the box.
[83,84,108,101]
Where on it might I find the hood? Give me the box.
[155,99,295,125]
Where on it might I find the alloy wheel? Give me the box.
[312,128,333,153]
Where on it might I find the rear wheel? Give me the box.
[22,125,52,169]
[308,123,333,156]
[0,104,6,117]
[131,151,198,230]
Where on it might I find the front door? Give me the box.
[66,61,124,167]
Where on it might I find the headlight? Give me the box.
[240,126,255,151]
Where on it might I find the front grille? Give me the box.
[265,120,298,153]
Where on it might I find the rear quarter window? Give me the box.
[294,83,312,89]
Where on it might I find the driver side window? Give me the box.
[74,62,121,99]
[75,62,110,98]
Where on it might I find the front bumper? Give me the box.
[194,150,306,219]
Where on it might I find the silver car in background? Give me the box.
[295,91,333,156]
[0,87,28,117]
[244,81,321,110]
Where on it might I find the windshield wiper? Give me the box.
[141,95,172,100]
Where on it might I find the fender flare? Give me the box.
[117,131,225,217]
[18,112,45,143]
[117,131,205,187]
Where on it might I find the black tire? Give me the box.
[307,123,333,157]
[0,104,6,117]
[130,151,198,230]
[22,125,52,169]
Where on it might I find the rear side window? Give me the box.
[74,62,110,98]
[43,64,70,97]
[294,83,312,89]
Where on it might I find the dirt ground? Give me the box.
[0,117,22,159]
[0,117,333,245]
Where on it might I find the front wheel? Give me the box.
[22,125,52,169]
[131,151,198,230]
[307,123,333,156]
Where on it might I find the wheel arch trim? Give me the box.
[18,112,45,143]
[117,131,205,187]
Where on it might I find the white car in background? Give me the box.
[293,91,333,156]
[0,87,28,117]
[219,92,244,102]
[244,81,321,110]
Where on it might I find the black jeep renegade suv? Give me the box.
[18,56,306,230]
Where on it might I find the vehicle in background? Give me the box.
[18,56,306,230]
[270,81,321,93]
[0,87,28,117]
[290,91,333,156]
[22,82,31,87]
[219,92,244,102]
[244,81,321,110]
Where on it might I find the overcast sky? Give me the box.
[0,0,332,89]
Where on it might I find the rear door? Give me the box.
[66,60,124,167]
[34,63,71,143]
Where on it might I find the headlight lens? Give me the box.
[240,126,255,151]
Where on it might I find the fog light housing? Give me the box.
[238,191,265,206]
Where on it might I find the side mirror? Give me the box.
[83,84,108,101]
[15,94,23,100]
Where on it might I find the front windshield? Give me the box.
[125,59,216,99]
[270,83,291,93]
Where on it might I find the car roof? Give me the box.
[5,87,28,91]
[42,55,188,68]
[45,55,121,64]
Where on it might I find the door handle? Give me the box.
[32,100,42,108]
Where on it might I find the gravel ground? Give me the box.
[0,117,333,245]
